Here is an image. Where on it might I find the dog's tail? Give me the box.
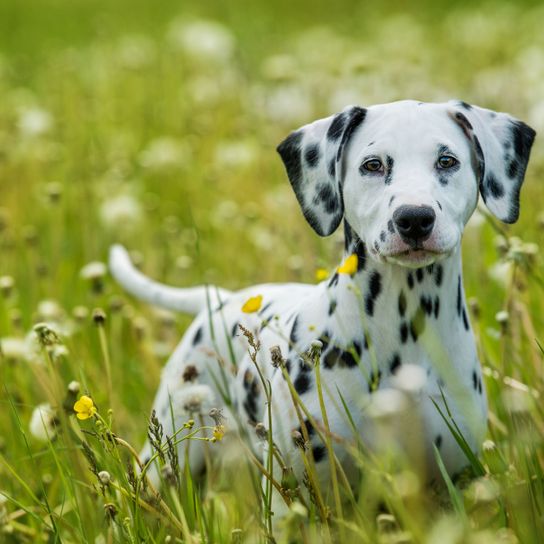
[109,245,232,315]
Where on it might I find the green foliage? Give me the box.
[0,0,543,541]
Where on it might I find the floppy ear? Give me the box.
[277,106,367,236]
[449,101,536,223]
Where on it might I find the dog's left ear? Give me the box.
[449,101,536,223]
[277,106,367,236]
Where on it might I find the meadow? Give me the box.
[0,0,543,541]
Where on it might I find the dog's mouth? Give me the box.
[384,248,447,268]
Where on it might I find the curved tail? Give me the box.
[109,245,232,315]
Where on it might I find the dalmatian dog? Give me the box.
[109,99,535,515]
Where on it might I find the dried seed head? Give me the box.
[291,429,305,449]
[495,310,509,324]
[254,422,267,440]
[182,365,199,383]
[104,503,117,520]
[92,308,107,325]
[209,408,225,426]
[72,305,89,322]
[68,380,81,394]
[44,182,62,204]
[468,297,480,319]
[98,471,111,485]
[80,262,107,281]
[0,276,14,298]
[33,323,61,347]
[269,345,285,368]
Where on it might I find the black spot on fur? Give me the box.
[435,265,443,287]
[420,295,433,316]
[328,272,339,288]
[390,353,401,374]
[472,370,478,391]
[192,327,203,346]
[507,160,519,179]
[290,316,300,345]
[304,143,320,167]
[416,268,424,283]
[457,276,462,316]
[258,302,273,316]
[458,101,472,111]
[384,155,394,185]
[323,344,359,369]
[462,308,470,330]
[387,219,395,234]
[485,174,505,199]
[407,272,414,289]
[327,112,347,141]
[389,195,395,207]
[380,230,386,242]
[365,272,382,316]
[312,444,327,462]
[434,296,440,318]
[294,372,311,395]
[277,131,303,185]
[400,322,408,344]
[426,264,434,275]
[436,200,443,211]
[398,291,407,317]
[315,183,338,214]
[328,299,337,315]
[373,240,380,253]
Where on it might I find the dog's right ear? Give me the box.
[277,106,366,236]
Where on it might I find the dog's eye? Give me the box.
[437,155,458,169]
[361,159,383,173]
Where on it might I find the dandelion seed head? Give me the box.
[29,403,58,441]
[99,193,143,231]
[80,261,107,281]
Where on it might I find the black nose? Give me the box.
[393,205,436,245]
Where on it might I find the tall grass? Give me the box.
[1,0,543,541]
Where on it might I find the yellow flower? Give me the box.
[242,294,263,313]
[213,424,225,441]
[337,254,358,275]
[73,395,97,420]
[315,268,329,282]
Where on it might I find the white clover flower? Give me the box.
[213,140,257,169]
[29,403,58,441]
[172,384,215,417]
[139,138,190,171]
[257,84,313,125]
[488,261,514,287]
[0,337,27,362]
[391,364,427,395]
[366,388,408,419]
[17,107,54,137]
[36,300,65,322]
[167,19,235,62]
[99,194,143,231]
[80,261,107,281]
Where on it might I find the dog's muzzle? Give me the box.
[393,205,436,247]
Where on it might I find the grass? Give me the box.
[1,0,543,541]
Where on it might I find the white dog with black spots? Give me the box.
[110,99,535,517]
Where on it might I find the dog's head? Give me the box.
[277,100,536,268]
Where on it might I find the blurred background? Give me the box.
[0,1,543,540]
